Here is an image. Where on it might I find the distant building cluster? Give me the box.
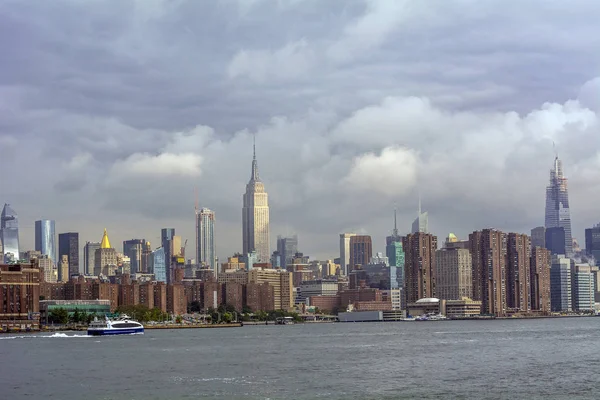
[1,149,599,331]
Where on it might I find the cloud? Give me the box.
[344,146,418,196]
[109,152,203,180]
[1,0,600,260]
[227,40,316,83]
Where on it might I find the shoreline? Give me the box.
[2,314,597,334]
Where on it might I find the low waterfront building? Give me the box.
[39,300,111,323]
[381,289,402,310]
[444,297,482,318]
[407,297,440,316]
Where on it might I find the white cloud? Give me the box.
[344,146,419,196]
[109,152,203,180]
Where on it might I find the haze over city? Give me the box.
[2,1,600,260]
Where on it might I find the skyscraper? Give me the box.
[161,228,175,282]
[123,239,145,273]
[349,235,373,270]
[550,254,572,312]
[530,226,546,249]
[531,246,551,314]
[386,208,402,245]
[572,264,594,311]
[153,247,167,283]
[58,232,79,277]
[411,198,429,234]
[386,209,405,287]
[585,223,600,263]
[506,233,531,312]
[339,233,356,276]
[242,138,270,263]
[83,241,100,276]
[545,227,566,255]
[95,229,118,276]
[403,232,437,303]
[35,220,56,266]
[544,155,573,256]
[196,208,216,271]
[277,235,298,270]
[469,229,506,316]
[435,246,472,300]
[1,204,20,263]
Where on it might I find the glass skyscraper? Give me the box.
[58,232,79,276]
[83,241,100,276]
[550,255,572,312]
[196,208,216,271]
[35,220,57,266]
[1,204,20,263]
[123,239,145,273]
[277,235,298,270]
[545,156,573,256]
[152,247,166,283]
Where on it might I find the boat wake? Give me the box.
[0,332,90,340]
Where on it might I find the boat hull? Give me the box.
[87,327,144,336]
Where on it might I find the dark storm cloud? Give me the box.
[1,0,599,258]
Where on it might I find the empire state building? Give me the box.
[242,140,270,263]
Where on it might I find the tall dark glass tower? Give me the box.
[1,204,20,263]
[544,156,573,256]
[59,232,79,277]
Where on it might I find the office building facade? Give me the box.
[1,204,20,263]
[585,224,600,263]
[550,255,572,312]
[435,247,472,300]
[403,232,437,304]
[349,235,373,271]
[545,227,566,255]
[83,241,100,276]
[123,239,145,274]
[277,235,298,270]
[196,208,216,272]
[339,233,356,276]
[506,233,531,312]
[530,226,546,249]
[58,232,79,277]
[530,247,551,314]
[469,229,507,316]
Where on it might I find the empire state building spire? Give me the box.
[250,134,260,182]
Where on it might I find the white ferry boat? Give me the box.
[87,314,144,336]
[415,313,448,321]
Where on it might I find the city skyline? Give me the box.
[1,2,599,261]
[2,150,598,264]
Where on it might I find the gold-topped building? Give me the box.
[95,229,118,276]
[100,228,111,249]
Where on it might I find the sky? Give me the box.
[1,0,600,261]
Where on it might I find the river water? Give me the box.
[1,318,600,399]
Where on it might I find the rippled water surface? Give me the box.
[2,318,600,399]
